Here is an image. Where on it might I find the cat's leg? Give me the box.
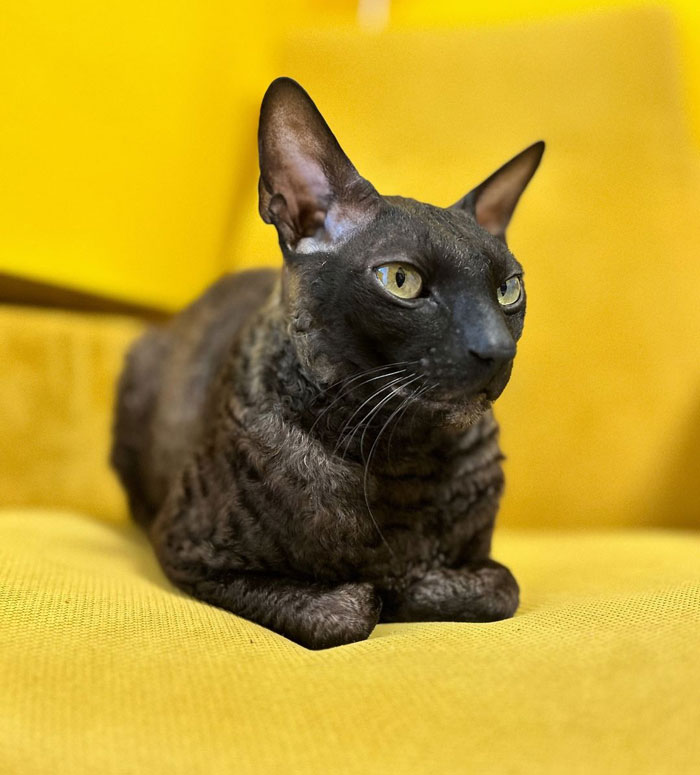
[155,532,382,649]
[383,559,519,624]
[178,573,381,650]
[148,453,383,649]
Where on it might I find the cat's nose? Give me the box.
[466,337,516,398]
[453,299,517,385]
[468,340,516,366]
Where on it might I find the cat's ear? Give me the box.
[451,141,545,241]
[258,77,378,253]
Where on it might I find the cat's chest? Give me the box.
[271,432,504,581]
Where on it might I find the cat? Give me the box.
[111,77,544,650]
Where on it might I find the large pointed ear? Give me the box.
[451,141,545,241]
[258,77,378,253]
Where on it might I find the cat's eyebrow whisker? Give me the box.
[309,367,409,435]
[334,373,417,457]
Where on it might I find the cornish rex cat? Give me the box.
[112,77,544,649]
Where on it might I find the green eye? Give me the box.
[374,263,423,300]
[497,276,522,307]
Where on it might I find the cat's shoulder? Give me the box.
[179,269,279,326]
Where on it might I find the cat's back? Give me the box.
[112,268,278,524]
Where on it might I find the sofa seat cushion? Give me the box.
[1,509,698,774]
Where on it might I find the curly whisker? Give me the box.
[358,378,431,560]
[333,372,414,457]
[311,360,421,403]
[309,366,409,435]
[386,381,435,464]
[357,375,424,462]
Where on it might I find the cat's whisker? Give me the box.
[358,376,427,559]
[335,373,417,458]
[309,366,409,435]
[386,381,434,464]
[357,375,423,461]
[333,373,409,455]
[312,359,420,403]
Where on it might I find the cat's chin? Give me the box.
[421,391,492,430]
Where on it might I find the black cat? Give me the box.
[112,77,544,649]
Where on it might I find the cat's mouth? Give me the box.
[418,388,492,416]
[425,376,507,405]
[416,359,514,407]
[417,391,492,430]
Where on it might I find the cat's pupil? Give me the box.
[499,283,508,295]
[396,268,406,288]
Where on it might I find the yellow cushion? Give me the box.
[0,305,141,522]
[1,509,698,774]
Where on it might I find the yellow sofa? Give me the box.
[1,6,699,774]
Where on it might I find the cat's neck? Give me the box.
[234,300,490,469]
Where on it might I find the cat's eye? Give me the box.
[374,263,423,300]
[497,276,522,307]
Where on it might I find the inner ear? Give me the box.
[258,78,378,251]
[452,141,545,241]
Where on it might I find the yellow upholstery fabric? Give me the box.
[1,509,698,774]
[2,304,698,771]
[0,306,141,522]
[391,1,700,149]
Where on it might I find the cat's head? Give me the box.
[258,77,543,419]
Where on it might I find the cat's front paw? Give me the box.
[301,582,382,650]
[384,561,519,624]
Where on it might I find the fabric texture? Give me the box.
[1,509,698,774]
[0,305,141,522]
